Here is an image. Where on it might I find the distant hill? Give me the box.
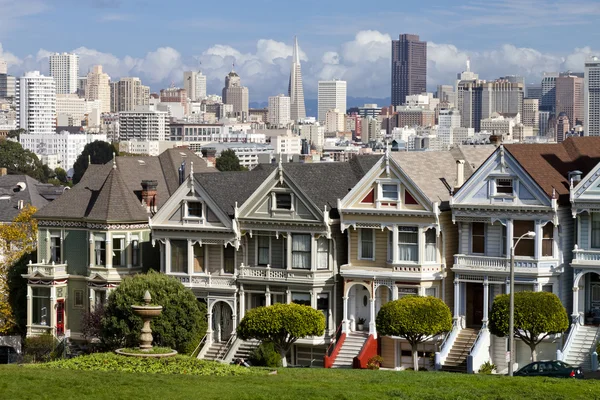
[250,96,391,119]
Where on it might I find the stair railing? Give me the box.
[561,322,581,362]
[191,333,208,358]
[435,318,462,370]
[217,333,237,362]
[467,329,491,374]
[326,322,343,357]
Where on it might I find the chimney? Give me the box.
[489,134,502,146]
[0,168,6,176]
[455,160,465,190]
[141,180,158,213]
[568,170,583,186]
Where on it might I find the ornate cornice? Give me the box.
[38,220,149,230]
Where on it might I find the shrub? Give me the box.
[24,333,57,363]
[478,361,496,374]
[367,355,383,370]
[30,352,257,376]
[101,271,207,354]
[81,303,105,342]
[249,342,281,367]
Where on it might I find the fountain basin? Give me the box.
[115,348,178,358]
[132,305,163,318]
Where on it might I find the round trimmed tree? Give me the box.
[376,296,452,371]
[489,291,568,362]
[237,303,325,367]
[101,271,207,354]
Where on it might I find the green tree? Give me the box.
[237,303,325,367]
[101,271,207,354]
[489,291,569,362]
[54,167,68,184]
[72,141,115,184]
[7,128,26,141]
[216,149,244,172]
[376,296,452,371]
[0,139,49,182]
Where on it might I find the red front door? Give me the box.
[56,299,65,336]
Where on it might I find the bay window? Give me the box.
[398,227,418,262]
[112,237,125,267]
[49,232,61,263]
[513,220,535,257]
[131,238,140,267]
[292,292,311,306]
[258,236,269,265]
[317,237,329,270]
[542,223,554,257]
[472,223,485,254]
[425,229,437,262]
[292,234,311,269]
[592,213,600,248]
[94,234,106,266]
[32,287,50,326]
[193,243,204,273]
[359,229,374,260]
[224,245,235,274]
[170,240,188,273]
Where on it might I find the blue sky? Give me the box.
[1,0,600,101]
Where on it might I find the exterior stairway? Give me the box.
[200,341,231,361]
[564,325,600,371]
[441,328,479,373]
[331,331,369,368]
[230,340,260,363]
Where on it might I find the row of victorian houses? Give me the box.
[22,137,600,372]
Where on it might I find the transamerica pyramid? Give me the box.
[288,36,306,121]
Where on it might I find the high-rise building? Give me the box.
[541,73,559,112]
[183,71,207,101]
[526,84,542,101]
[288,37,306,121]
[437,108,461,148]
[436,85,455,105]
[391,34,427,106]
[555,74,584,127]
[391,34,427,107]
[49,53,79,95]
[77,77,87,97]
[325,109,345,133]
[222,71,249,119]
[455,59,479,112]
[118,106,168,141]
[585,56,600,136]
[85,65,111,114]
[17,71,56,135]
[268,94,291,128]
[556,112,570,142]
[160,88,188,115]
[0,74,16,98]
[523,98,540,130]
[110,77,150,112]
[317,80,347,124]
[539,111,551,136]
[0,57,7,74]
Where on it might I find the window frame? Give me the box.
[112,236,125,267]
[292,234,311,270]
[358,228,375,261]
[49,231,62,263]
[513,220,535,257]
[424,228,437,263]
[542,222,554,257]
[495,178,514,195]
[381,183,399,201]
[291,292,311,306]
[170,239,188,274]
[257,235,270,266]
[185,201,204,219]
[316,236,329,270]
[193,243,204,274]
[592,213,600,249]
[223,244,235,274]
[32,286,51,326]
[471,222,486,255]
[131,237,140,267]
[273,192,293,211]
[94,234,106,267]
[397,226,418,263]
[73,289,84,308]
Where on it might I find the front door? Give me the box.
[56,299,65,336]
[466,283,483,328]
[212,302,233,343]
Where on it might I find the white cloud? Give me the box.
[341,30,391,64]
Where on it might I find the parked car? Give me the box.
[515,360,584,379]
[0,346,17,364]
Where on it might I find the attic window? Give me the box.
[496,179,513,195]
[187,202,203,218]
[381,184,398,201]
[276,193,292,210]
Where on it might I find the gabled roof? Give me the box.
[504,137,600,204]
[0,175,60,222]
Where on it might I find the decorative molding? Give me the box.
[38,220,149,230]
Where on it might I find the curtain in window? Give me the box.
[360,229,373,259]
[258,236,269,265]
[317,237,328,270]
[170,240,187,273]
[292,234,311,269]
[50,236,61,263]
[592,213,600,248]
[95,240,105,266]
[425,229,437,262]
[398,230,418,262]
[193,244,204,273]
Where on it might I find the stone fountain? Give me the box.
[115,290,177,357]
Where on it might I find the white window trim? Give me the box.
[184,200,205,222]
[271,191,295,212]
[491,176,517,198]
[396,225,419,264]
[112,235,126,267]
[376,180,400,205]
[255,235,271,266]
[358,228,375,261]
[222,244,236,275]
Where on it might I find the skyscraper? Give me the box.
[585,56,600,136]
[222,70,249,119]
[86,65,111,114]
[49,53,79,95]
[391,34,427,107]
[0,57,6,74]
[17,71,56,135]
[317,80,347,124]
[541,73,559,112]
[288,37,306,121]
[111,77,150,112]
[183,70,207,101]
[268,94,291,128]
[555,74,584,127]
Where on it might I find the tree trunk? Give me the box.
[412,343,419,371]
[529,343,537,362]
[280,350,288,367]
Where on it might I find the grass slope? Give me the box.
[0,365,598,400]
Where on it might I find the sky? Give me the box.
[1,0,600,102]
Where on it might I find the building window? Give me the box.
[112,237,125,267]
[292,234,311,269]
[398,227,418,262]
[292,292,311,306]
[542,223,554,257]
[592,213,600,249]
[187,202,203,218]
[95,290,107,308]
[131,239,140,266]
[425,229,437,262]
[359,229,374,260]
[513,220,535,257]
[317,293,329,330]
[50,232,61,263]
[224,245,235,274]
[496,178,513,195]
[275,193,292,210]
[425,287,437,298]
[74,289,84,308]
[381,184,398,200]
[472,223,485,254]
[258,236,270,265]
[170,240,188,273]
[94,235,106,266]
[32,287,50,326]
[193,243,204,273]
[317,237,329,270]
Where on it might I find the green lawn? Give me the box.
[0,365,598,400]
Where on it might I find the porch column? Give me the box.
[453,279,460,319]
[310,233,317,271]
[165,239,171,273]
[187,240,194,275]
[505,220,513,258]
[50,286,57,336]
[89,289,95,310]
[206,300,213,345]
[286,233,292,270]
[369,296,377,338]
[392,225,399,262]
[482,278,489,328]
[572,286,580,323]
[89,232,94,267]
[342,295,349,333]
[231,297,238,333]
[239,285,246,320]
[534,281,543,292]
[265,285,271,306]
[26,285,32,336]
[392,285,399,301]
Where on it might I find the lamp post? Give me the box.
[508,230,536,377]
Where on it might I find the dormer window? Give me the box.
[496,178,513,195]
[275,193,292,210]
[381,184,399,200]
[186,202,203,218]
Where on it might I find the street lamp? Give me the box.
[508,230,536,377]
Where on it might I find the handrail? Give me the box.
[217,333,237,362]
[326,322,343,357]
[191,333,208,358]
[439,319,459,352]
[53,335,67,359]
[469,329,484,355]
